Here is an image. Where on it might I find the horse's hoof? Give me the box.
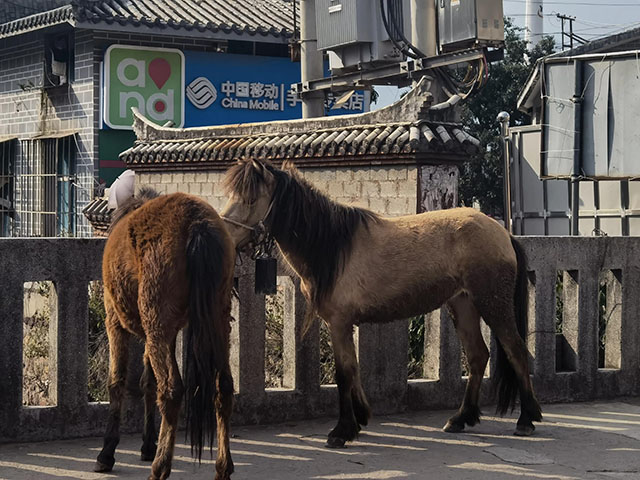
[514,424,535,436]
[326,436,347,449]
[141,445,157,462]
[94,460,114,473]
[442,420,465,433]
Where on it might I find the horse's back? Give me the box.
[103,193,233,334]
[388,207,514,261]
[328,207,515,321]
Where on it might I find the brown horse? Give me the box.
[221,159,542,448]
[95,189,235,480]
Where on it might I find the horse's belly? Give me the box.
[350,278,459,324]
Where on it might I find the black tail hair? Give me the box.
[494,236,529,415]
[184,221,229,461]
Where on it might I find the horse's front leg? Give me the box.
[326,320,364,448]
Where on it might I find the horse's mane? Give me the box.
[224,160,378,308]
[108,187,161,233]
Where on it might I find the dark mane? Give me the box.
[108,187,161,232]
[225,160,378,307]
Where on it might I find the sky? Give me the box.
[373,0,640,110]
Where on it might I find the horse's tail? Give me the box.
[184,220,233,462]
[494,236,529,415]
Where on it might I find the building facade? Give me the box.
[2,0,361,237]
[84,77,479,234]
[513,26,640,236]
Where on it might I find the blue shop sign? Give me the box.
[101,46,367,130]
[184,51,367,127]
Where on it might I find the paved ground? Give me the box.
[2,400,640,479]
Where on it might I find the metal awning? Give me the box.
[30,130,79,140]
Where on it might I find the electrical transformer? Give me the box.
[315,0,505,72]
[316,0,411,71]
[438,0,504,52]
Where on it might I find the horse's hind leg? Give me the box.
[326,320,368,448]
[95,305,130,472]
[146,337,184,480]
[140,350,158,461]
[215,368,235,480]
[443,293,488,433]
[479,299,542,436]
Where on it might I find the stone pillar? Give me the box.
[282,277,320,393]
[357,321,409,413]
[0,274,23,439]
[230,262,266,396]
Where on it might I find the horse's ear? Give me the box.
[251,159,264,173]
[282,160,297,172]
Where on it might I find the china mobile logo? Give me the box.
[186,77,217,109]
[104,46,184,129]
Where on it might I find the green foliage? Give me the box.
[555,272,564,334]
[407,315,424,379]
[265,290,285,388]
[319,320,336,384]
[22,282,52,406]
[459,19,556,216]
[87,281,109,402]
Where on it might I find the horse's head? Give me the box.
[221,159,277,251]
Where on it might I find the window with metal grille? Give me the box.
[0,139,16,237]
[17,135,76,237]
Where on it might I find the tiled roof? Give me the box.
[0,0,70,24]
[121,120,480,170]
[0,0,295,40]
[75,0,295,40]
[0,5,74,39]
[82,197,112,233]
[121,77,479,171]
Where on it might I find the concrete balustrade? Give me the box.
[1,236,639,443]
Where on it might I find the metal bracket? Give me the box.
[291,48,488,95]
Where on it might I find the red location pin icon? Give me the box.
[148,58,171,89]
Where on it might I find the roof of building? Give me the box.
[0,0,295,41]
[517,25,640,114]
[121,77,480,171]
[82,196,111,234]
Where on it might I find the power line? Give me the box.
[505,0,640,6]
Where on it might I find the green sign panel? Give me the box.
[104,45,184,129]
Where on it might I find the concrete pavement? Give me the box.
[2,400,640,479]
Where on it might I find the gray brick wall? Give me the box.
[0,30,94,236]
[0,28,225,238]
[136,165,418,216]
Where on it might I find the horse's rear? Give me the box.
[96,191,235,480]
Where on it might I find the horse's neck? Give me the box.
[276,240,311,281]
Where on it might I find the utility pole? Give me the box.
[557,13,587,50]
[300,0,324,118]
[497,111,512,232]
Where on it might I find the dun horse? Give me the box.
[222,159,542,448]
[95,189,235,480]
